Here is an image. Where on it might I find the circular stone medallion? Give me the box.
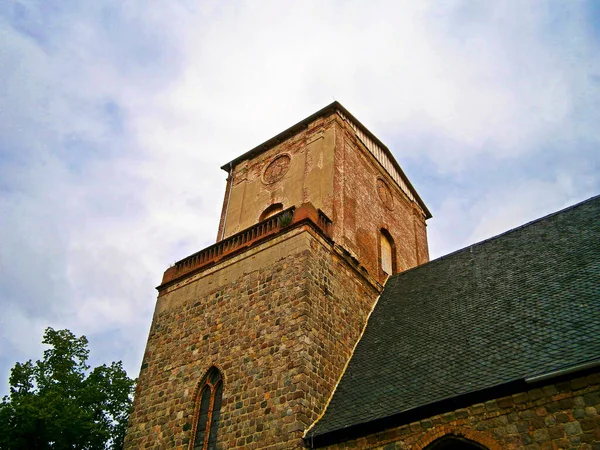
[263,154,291,184]
[377,178,394,210]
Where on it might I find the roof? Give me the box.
[309,194,600,443]
[220,101,432,219]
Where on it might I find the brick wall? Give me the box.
[332,118,429,280]
[125,225,380,449]
[217,111,429,285]
[319,372,600,450]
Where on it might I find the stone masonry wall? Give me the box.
[125,225,380,449]
[320,371,600,450]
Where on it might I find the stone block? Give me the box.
[563,421,582,436]
[470,403,486,415]
[533,429,550,443]
[548,425,565,439]
[485,400,499,411]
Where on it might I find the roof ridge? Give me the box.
[392,193,600,280]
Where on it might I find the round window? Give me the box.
[263,154,291,184]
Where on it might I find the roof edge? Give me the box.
[307,361,600,447]
[307,379,525,447]
[220,101,340,171]
[391,193,600,281]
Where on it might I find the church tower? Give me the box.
[124,102,431,449]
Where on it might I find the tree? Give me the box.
[0,328,136,450]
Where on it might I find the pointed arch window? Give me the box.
[192,367,223,450]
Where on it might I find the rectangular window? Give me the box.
[381,233,393,275]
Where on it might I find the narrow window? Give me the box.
[259,203,283,221]
[193,367,223,450]
[380,229,395,275]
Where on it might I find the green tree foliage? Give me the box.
[0,328,136,449]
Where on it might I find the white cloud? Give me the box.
[1,0,599,394]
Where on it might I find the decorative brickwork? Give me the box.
[263,154,292,184]
[376,178,394,211]
[413,427,503,450]
[319,373,600,449]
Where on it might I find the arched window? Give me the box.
[424,435,489,450]
[192,367,223,450]
[380,229,395,276]
[259,203,283,221]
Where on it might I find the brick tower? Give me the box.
[124,102,431,449]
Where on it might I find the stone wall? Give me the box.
[319,371,600,450]
[125,225,380,449]
[126,105,432,449]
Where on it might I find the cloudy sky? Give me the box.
[1,0,599,394]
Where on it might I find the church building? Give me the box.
[124,102,600,449]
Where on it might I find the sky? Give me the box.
[1,0,599,395]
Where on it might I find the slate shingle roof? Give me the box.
[310,195,600,442]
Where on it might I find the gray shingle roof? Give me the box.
[310,195,600,442]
